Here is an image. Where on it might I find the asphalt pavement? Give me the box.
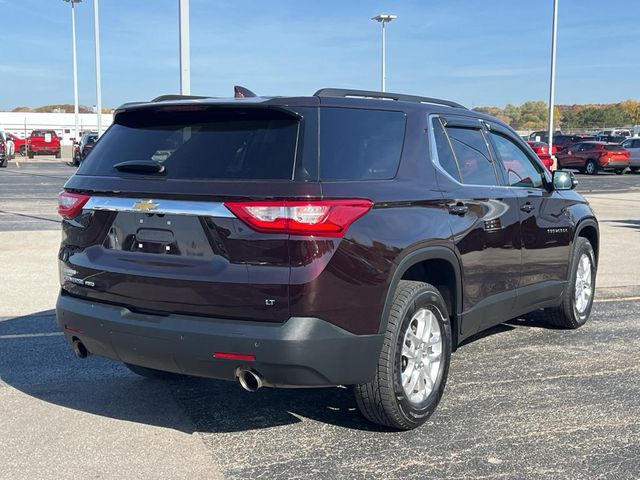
[1,158,639,479]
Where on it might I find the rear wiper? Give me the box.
[114,160,165,174]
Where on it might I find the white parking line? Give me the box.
[0,332,64,340]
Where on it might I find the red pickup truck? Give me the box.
[27,130,61,158]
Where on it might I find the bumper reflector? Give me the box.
[214,352,256,361]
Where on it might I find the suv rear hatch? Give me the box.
[601,144,630,164]
[60,103,320,322]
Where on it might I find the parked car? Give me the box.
[596,129,631,138]
[0,130,14,167]
[528,129,562,142]
[621,137,640,173]
[27,130,61,158]
[71,138,81,165]
[526,141,556,170]
[595,135,626,144]
[552,134,597,153]
[56,88,599,430]
[72,132,98,165]
[6,133,27,156]
[556,141,630,174]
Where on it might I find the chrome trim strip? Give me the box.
[84,196,234,217]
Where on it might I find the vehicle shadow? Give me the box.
[602,219,640,232]
[456,308,570,349]
[0,310,391,434]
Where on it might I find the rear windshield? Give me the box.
[31,130,57,137]
[605,144,625,151]
[77,107,300,180]
[319,108,406,181]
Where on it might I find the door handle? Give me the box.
[448,202,469,216]
[520,203,535,213]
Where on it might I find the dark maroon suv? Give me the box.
[56,88,599,430]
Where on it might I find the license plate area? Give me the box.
[103,212,217,259]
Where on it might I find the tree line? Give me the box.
[473,100,640,131]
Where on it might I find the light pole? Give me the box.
[547,0,559,169]
[179,0,190,95]
[63,0,82,142]
[371,14,397,92]
[93,0,103,136]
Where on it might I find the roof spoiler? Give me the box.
[151,94,209,102]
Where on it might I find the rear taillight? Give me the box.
[58,191,91,219]
[225,199,373,237]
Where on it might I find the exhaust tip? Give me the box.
[72,339,88,359]
[236,368,262,392]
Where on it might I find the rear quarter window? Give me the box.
[319,108,406,181]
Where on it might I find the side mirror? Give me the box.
[553,170,577,190]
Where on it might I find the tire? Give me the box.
[124,363,186,380]
[55,150,61,159]
[28,152,34,159]
[615,169,624,175]
[542,237,596,329]
[19,145,26,156]
[354,280,452,430]
[585,160,597,175]
[0,157,7,168]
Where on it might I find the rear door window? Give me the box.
[77,107,301,180]
[319,108,405,180]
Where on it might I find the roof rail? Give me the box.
[151,94,209,102]
[313,88,466,109]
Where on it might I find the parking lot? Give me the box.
[1,157,639,479]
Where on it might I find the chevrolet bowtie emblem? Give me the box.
[132,199,159,212]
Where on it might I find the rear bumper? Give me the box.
[29,146,60,153]
[56,293,384,387]
[600,161,629,170]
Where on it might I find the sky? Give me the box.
[0,0,638,110]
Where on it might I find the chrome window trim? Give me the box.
[84,196,235,217]
[428,114,548,192]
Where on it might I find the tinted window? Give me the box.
[446,127,498,186]
[319,108,405,180]
[31,130,57,137]
[489,132,544,188]
[77,107,300,180]
[604,144,625,151]
[432,118,461,182]
[568,144,581,153]
[634,140,640,148]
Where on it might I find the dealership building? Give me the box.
[0,112,113,145]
